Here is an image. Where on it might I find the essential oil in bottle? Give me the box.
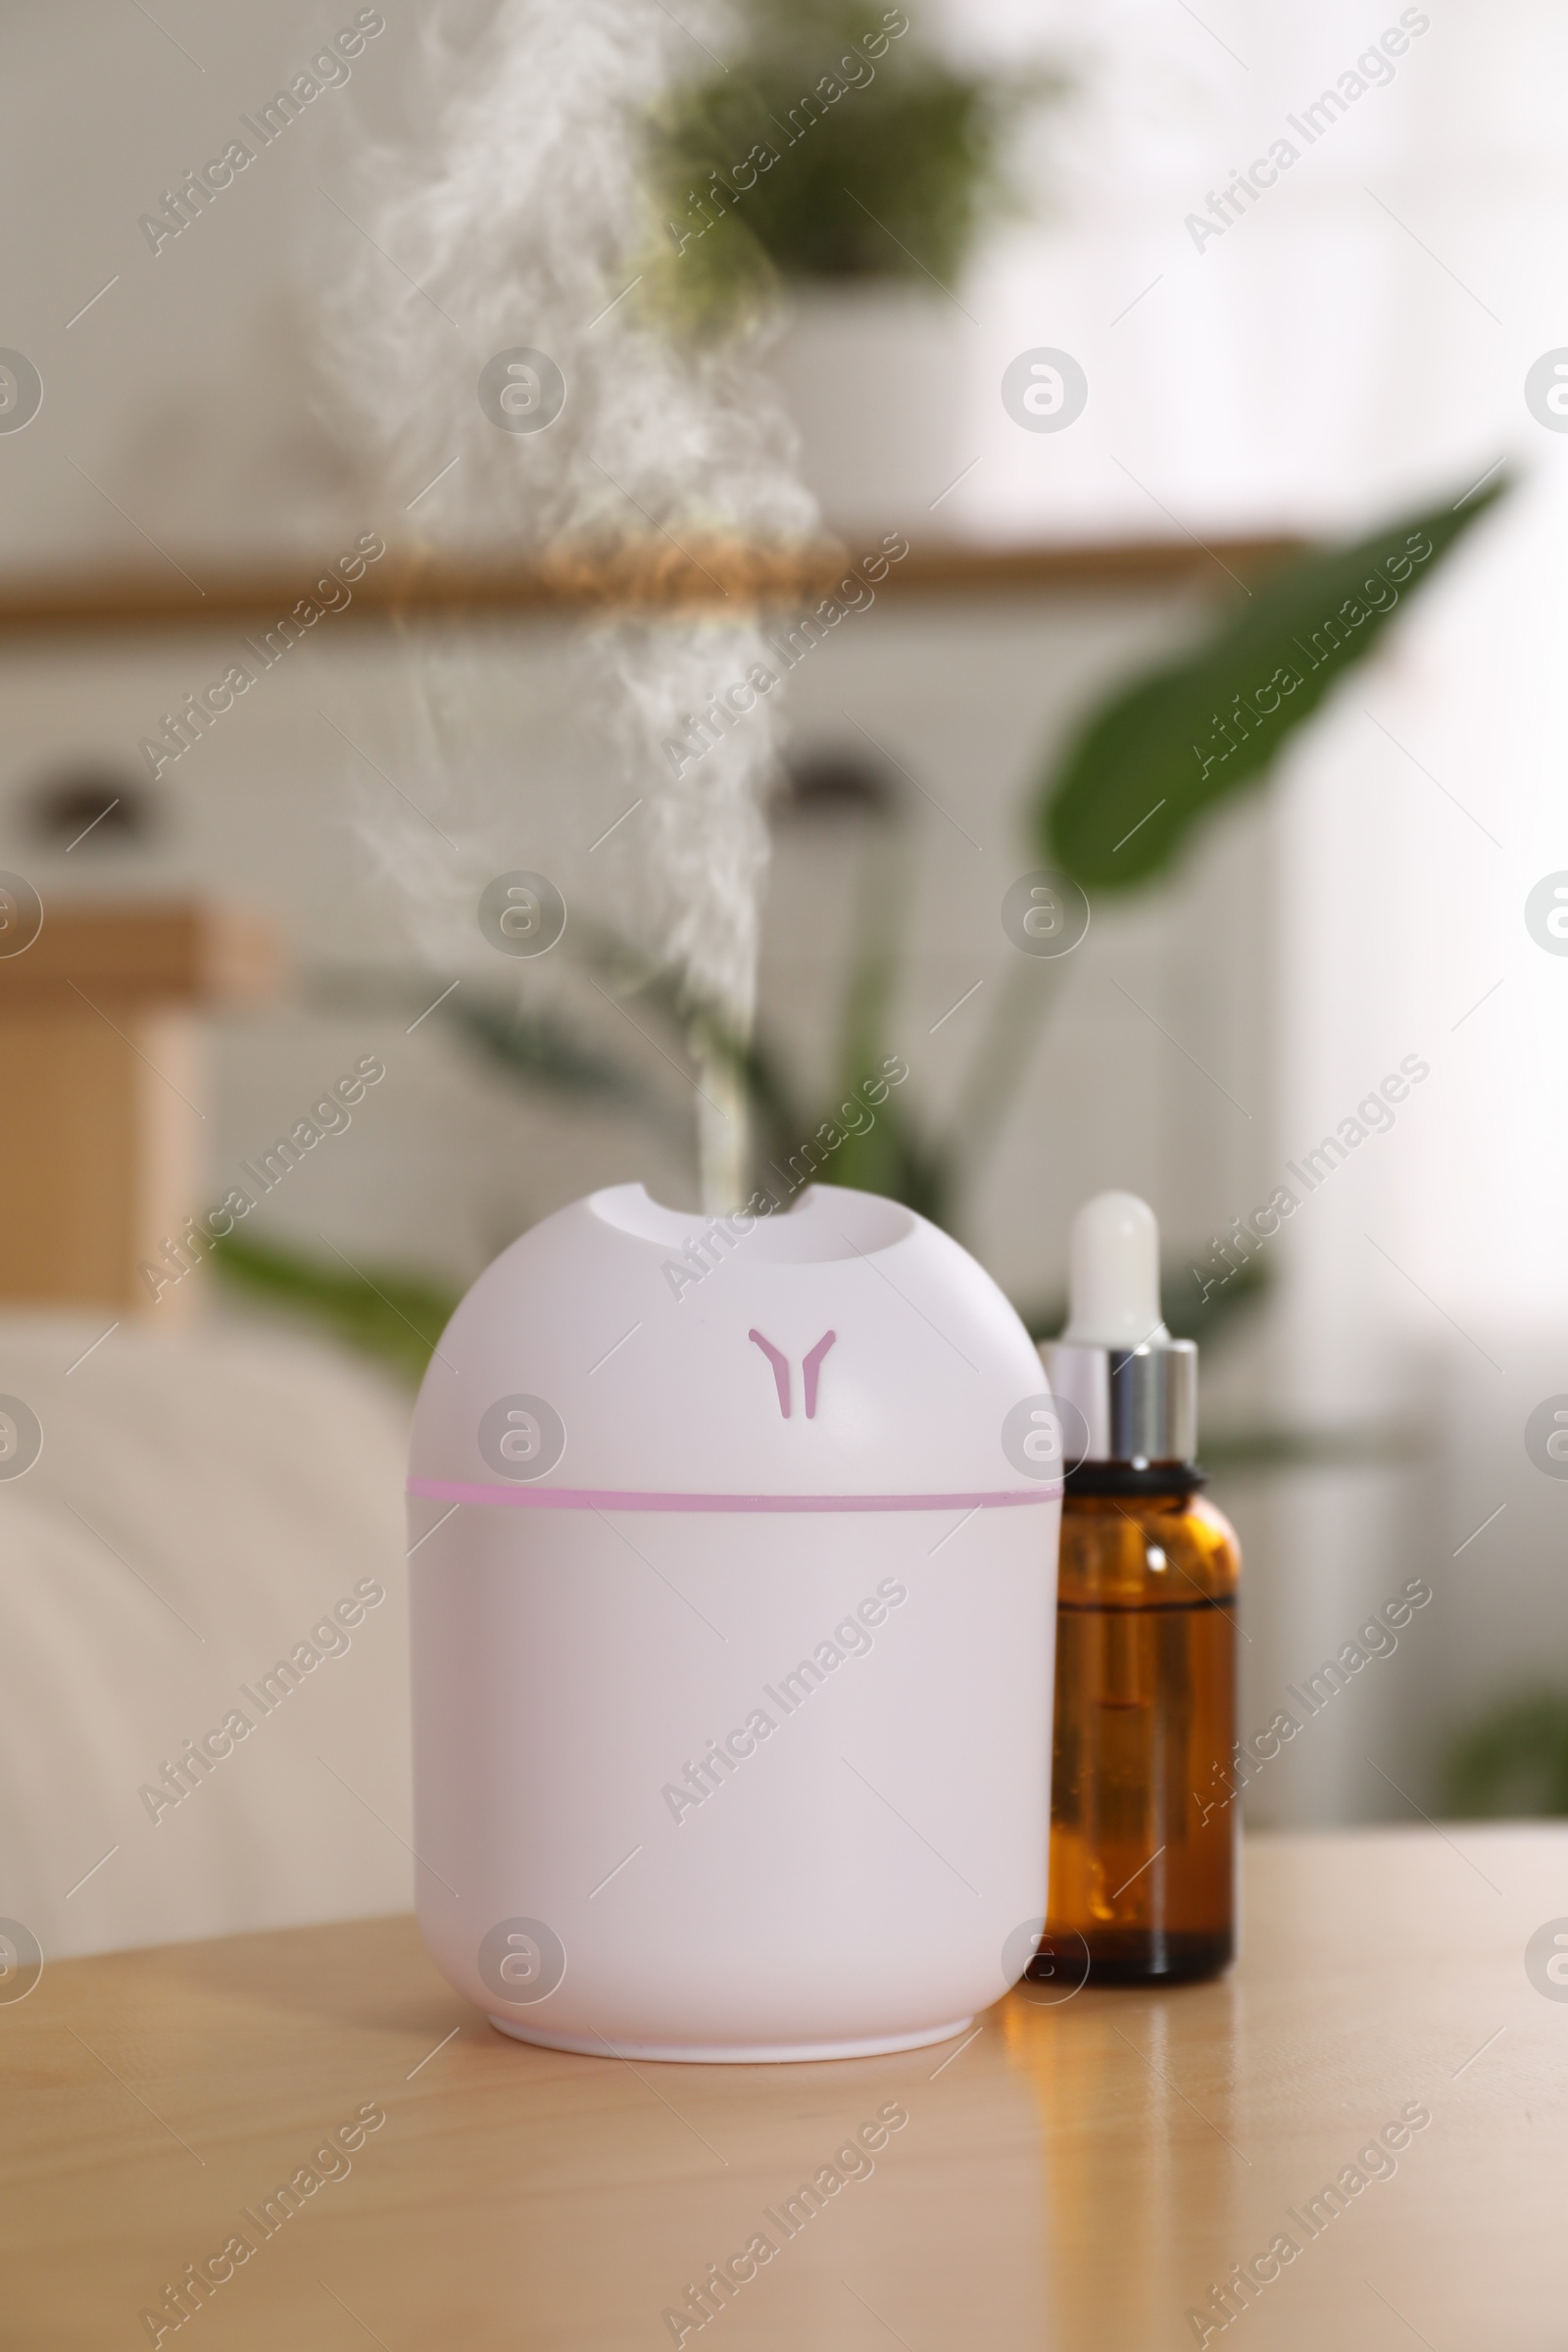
[1039,1193,1241,1985]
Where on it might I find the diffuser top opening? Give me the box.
[588,1182,917,1263]
[411,1181,1049,1495]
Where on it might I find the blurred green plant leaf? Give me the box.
[592,946,815,1178]
[306,964,693,1148]
[1164,1253,1271,1346]
[213,1234,459,1387]
[433,990,685,1142]
[805,827,954,1220]
[819,1092,953,1225]
[1040,478,1507,891]
[1445,1689,1568,1819]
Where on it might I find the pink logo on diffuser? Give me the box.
[748,1329,836,1419]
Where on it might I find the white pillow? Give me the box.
[0,1315,412,1961]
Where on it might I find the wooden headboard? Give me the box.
[0,899,275,1313]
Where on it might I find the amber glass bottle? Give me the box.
[1046,1478,1240,1984]
[1038,1193,1241,1986]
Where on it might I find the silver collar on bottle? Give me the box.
[1041,1337,1198,1468]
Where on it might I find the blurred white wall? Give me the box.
[0,0,394,565]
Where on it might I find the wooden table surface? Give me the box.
[5,1827,1563,2351]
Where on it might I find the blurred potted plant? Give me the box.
[640,0,1061,526]
[223,475,1503,1427]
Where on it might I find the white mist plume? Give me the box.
[335,0,815,1207]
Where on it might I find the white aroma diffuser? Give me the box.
[407,1182,1061,2062]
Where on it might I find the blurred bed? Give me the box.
[0,898,414,1961]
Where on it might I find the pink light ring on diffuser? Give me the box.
[405,1479,1061,1510]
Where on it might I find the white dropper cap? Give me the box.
[1061,1191,1170,1349]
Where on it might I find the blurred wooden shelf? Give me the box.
[0,899,276,1007]
[0,534,1304,636]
